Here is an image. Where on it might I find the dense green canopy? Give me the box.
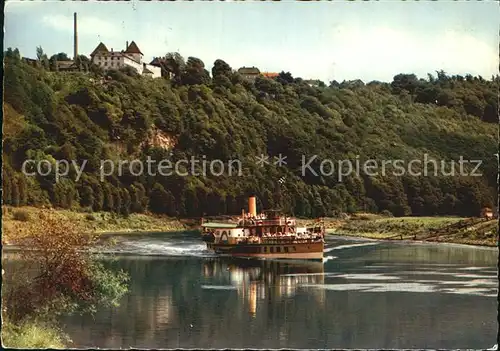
[3,48,498,218]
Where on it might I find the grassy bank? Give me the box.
[2,320,68,348]
[2,206,188,245]
[328,215,497,247]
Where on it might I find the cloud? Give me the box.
[41,14,120,38]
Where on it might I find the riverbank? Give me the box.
[326,215,497,247]
[2,207,497,248]
[2,206,188,245]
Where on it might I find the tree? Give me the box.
[102,184,114,212]
[11,178,20,207]
[149,183,169,214]
[180,57,211,85]
[50,52,70,61]
[120,188,131,217]
[36,46,44,61]
[50,56,59,72]
[212,59,232,78]
[79,185,95,209]
[36,46,49,69]
[391,73,419,95]
[277,71,294,84]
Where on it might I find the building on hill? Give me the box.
[90,41,161,78]
[238,66,261,81]
[56,60,80,72]
[262,72,279,79]
[148,57,173,79]
[22,57,38,67]
[303,79,322,87]
[480,207,495,219]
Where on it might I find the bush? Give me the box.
[12,210,30,222]
[4,212,129,324]
[2,319,68,348]
[77,206,93,213]
[381,209,394,217]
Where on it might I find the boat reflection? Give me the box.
[202,258,325,316]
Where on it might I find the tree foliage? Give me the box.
[3,48,498,218]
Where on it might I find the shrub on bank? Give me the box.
[3,212,129,347]
[380,210,394,217]
[12,210,30,222]
[2,319,67,348]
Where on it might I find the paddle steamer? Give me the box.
[201,197,325,260]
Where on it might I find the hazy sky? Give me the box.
[5,0,499,83]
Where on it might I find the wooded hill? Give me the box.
[3,48,498,218]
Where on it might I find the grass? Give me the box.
[2,206,187,245]
[2,320,68,349]
[328,215,497,247]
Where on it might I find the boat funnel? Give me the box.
[248,196,257,217]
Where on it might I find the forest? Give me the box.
[2,48,498,218]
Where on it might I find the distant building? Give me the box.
[89,41,161,78]
[262,72,279,79]
[481,207,495,219]
[238,66,261,81]
[148,57,173,79]
[56,60,79,72]
[303,79,322,87]
[22,57,38,67]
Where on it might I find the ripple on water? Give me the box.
[201,285,238,290]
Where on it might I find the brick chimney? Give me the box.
[126,41,129,50]
[73,12,78,60]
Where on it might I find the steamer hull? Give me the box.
[206,241,324,260]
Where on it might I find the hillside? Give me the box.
[2,48,498,219]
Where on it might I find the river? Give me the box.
[5,232,499,348]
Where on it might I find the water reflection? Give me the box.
[2,236,497,349]
[201,258,325,316]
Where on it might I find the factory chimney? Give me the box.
[73,12,78,60]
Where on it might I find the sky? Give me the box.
[4,0,499,83]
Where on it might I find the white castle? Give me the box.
[89,41,162,78]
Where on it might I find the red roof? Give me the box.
[124,41,143,55]
[262,72,279,78]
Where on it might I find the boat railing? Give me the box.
[238,236,323,244]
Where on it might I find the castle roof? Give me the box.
[90,42,109,56]
[238,66,260,75]
[124,41,143,55]
[149,57,162,66]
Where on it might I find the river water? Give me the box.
[5,232,499,348]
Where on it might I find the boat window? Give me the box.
[270,247,274,253]
[277,247,281,253]
[264,247,268,253]
[293,246,296,251]
[257,227,263,236]
[270,226,276,234]
[284,247,289,253]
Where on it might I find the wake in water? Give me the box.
[325,242,379,252]
[322,256,337,263]
[98,237,212,258]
